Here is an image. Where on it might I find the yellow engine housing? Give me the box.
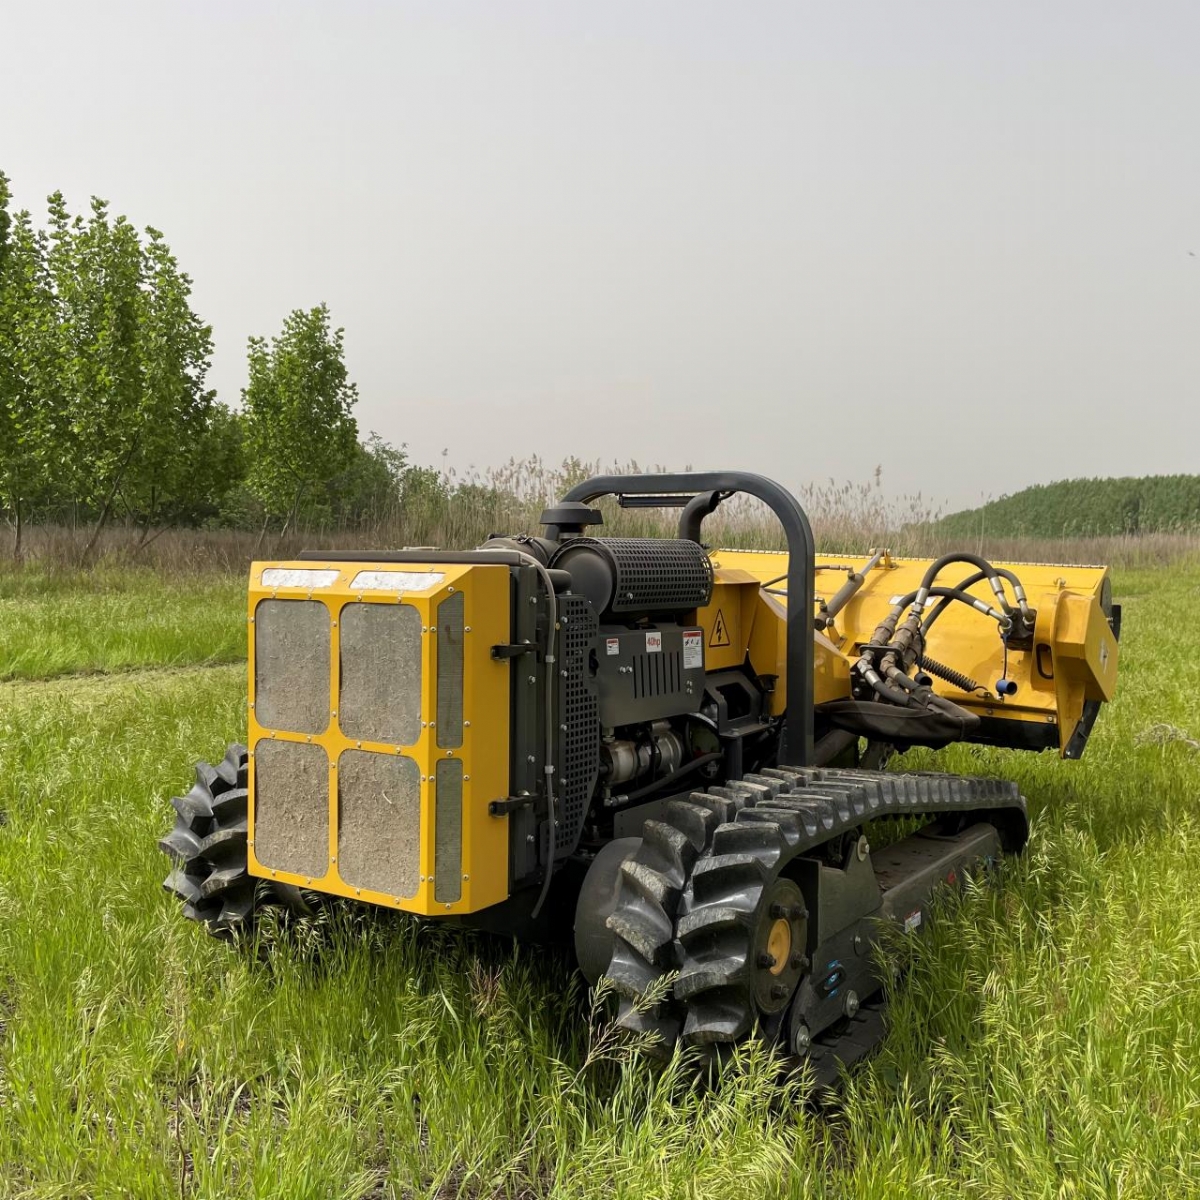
[246,561,512,917]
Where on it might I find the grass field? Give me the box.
[0,569,244,681]
[0,563,1198,1197]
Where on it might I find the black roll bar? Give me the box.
[561,472,815,766]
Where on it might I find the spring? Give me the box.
[918,655,983,695]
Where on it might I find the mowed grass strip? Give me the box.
[0,569,1195,1197]
[0,569,246,681]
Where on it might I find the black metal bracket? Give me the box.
[491,643,538,661]
[489,796,535,816]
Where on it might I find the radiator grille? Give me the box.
[434,759,463,902]
[337,750,421,898]
[436,592,465,748]
[339,602,423,746]
[556,595,600,856]
[254,600,330,735]
[253,739,329,877]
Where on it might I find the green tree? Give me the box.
[315,433,409,529]
[0,170,9,275]
[0,190,58,559]
[242,304,359,545]
[34,191,216,560]
[116,227,218,543]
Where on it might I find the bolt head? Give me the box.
[757,952,777,969]
[793,1022,811,1054]
[844,990,860,1018]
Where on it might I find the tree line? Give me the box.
[0,170,442,561]
[934,474,1200,540]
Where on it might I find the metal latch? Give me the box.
[491,643,538,661]
[488,796,535,816]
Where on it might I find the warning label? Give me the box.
[605,636,620,656]
[682,630,703,670]
[645,631,662,653]
[709,609,731,648]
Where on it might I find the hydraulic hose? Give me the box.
[911,553,1017,620]
[882,585,1012,630]
[922,567,1031,633]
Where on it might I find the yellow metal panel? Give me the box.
[1053,592,1119,702]
[694,577,749,671]
[709,548,1116,750]
[246,560,511,916]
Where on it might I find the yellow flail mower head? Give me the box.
[160,472,1118,1079]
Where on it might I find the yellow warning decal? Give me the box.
[710,609,731,648]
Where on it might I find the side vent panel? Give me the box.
[338,750,421,899]
[555,595,600,858]
[436,592,465,748]
[253,739,329,878]
[254,600,330,735]
[434,759,464,902]
[339,601,422,746]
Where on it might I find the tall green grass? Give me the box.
[0,569,245,681]
[0,567,1197,1196]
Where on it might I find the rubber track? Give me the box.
[605,765,1027,1061]
[160,744,299,938]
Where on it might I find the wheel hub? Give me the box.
[752,877,807,1014]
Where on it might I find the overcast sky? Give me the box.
[2,1,1197,511]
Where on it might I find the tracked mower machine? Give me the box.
[161,473,1119,1080]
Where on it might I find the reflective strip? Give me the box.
[348,570,445,592]
[261,568,339,588]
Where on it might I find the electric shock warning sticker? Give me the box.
[683,630,703,670]
[710,609,731,648]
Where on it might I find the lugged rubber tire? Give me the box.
[603,784,766,1054]
[160,744,316,940]
[675,816,793,1046]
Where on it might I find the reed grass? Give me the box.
[6,459,1199,575]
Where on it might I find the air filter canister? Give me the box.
[549,537,713,615]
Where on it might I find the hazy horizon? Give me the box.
[3,1,1197,512]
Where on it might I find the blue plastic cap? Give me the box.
[996,678,1019,697]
